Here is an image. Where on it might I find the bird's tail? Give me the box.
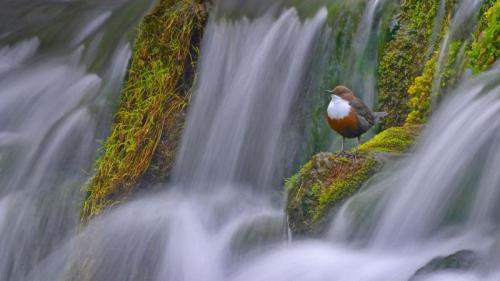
[373,112,388,122]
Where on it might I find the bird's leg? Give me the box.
[357,136,361,146]
[341,137,345,152]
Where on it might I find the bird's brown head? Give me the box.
[325,85,354,100]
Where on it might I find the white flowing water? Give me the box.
[24,7,330,281]
[2,1,500,281]
[43,68,500,281]
[173,8,328,189]
[0,1,153,280]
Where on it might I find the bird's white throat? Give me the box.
[327,95,351,120]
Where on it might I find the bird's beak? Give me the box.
[324,90,334,94]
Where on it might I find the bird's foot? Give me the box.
[336,151,359,159]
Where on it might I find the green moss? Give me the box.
[403,0,494,126]
[377,0,450,129]
[358,125,422,153]
[468,1,500,73]
[82,0,207,220]
[286,152,381,235]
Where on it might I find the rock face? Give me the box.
[286,125,421,236]
[410,250,479,280]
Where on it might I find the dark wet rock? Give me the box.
[411,250,479,280]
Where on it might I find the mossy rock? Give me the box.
[410,250,478,280]
[82,0,207,221]
[286,152,381,236]
[286,125,421,236]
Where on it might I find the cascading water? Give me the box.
[173,8,328,188]
[2,1,500,281]
[0,1,154,280]
[20,7,330,281]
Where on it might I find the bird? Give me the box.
[325,85,386,151]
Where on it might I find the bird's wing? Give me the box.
[349,98,375,127]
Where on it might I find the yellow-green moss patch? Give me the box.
[357,125,422,153]
[82,0,206,220]
[406,53,438,124]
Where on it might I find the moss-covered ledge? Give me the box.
[82,0,207,221]
[286,125,421,236]
[357,125,422,153]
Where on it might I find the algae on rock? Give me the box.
[82,0,207,220]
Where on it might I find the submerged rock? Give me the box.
[229,214,286,261]
[411,250,479,280]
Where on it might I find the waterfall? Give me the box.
[0,1,153,280]
[173,8,328,190]
[2,0,500,281]
[20,7,330,281]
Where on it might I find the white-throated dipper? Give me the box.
[326,85,386,151]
